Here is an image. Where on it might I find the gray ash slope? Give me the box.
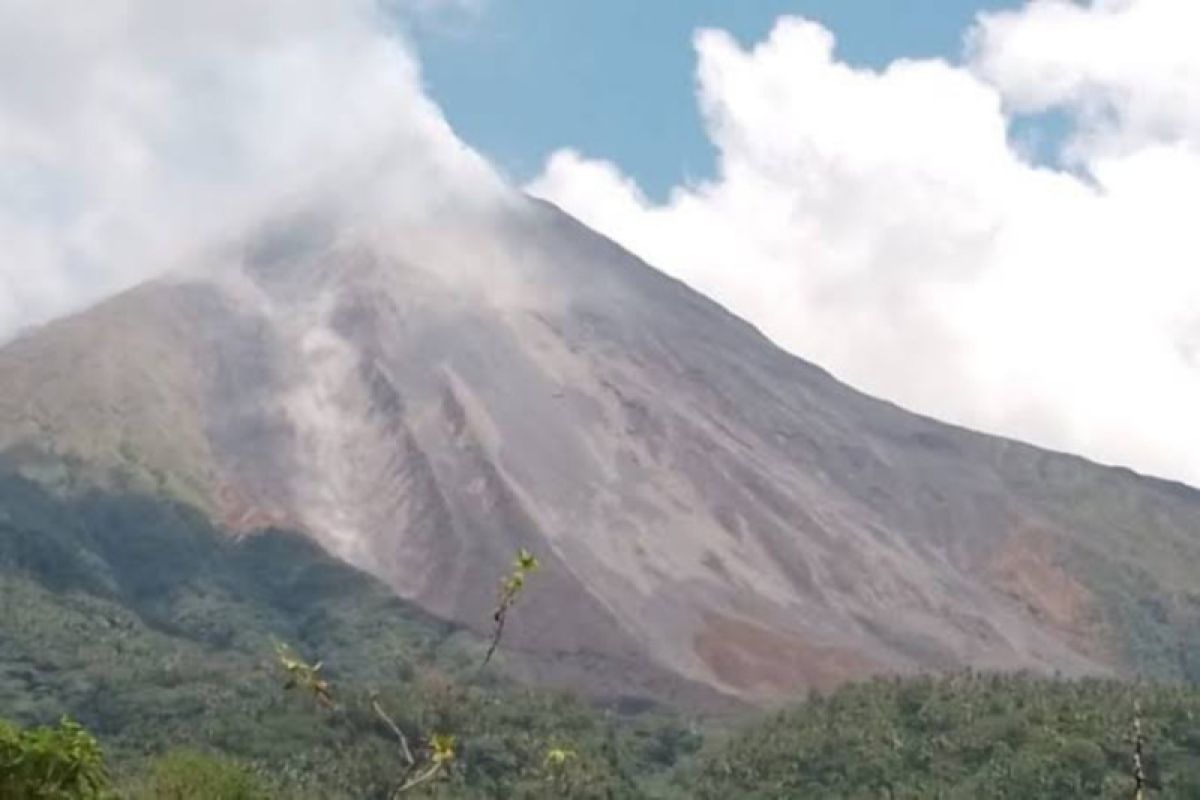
[4,195,1200,706]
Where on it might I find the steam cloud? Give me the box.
[0,0,500,340]
[529,0,1200,487]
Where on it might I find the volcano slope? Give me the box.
[2,195,1199,706]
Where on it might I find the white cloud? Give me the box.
[971,0,1200,160]
[529,1,1200,486]
[0,0,500,340]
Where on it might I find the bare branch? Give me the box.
[482,607,507,668]
[371,697,415,768]
[481,549,539,669]
[1133,698,1147,800]
[391,762,445,798]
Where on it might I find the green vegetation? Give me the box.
[121,751,272,800]
[679,673,1200,799]
[13,669,1200,798]
[0,469,699,797]
[0,717,109,799]
[7,465,1200,797]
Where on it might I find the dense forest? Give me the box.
[11,669,1200,797]
[5,469,1200,797]
[686,673,1200,799]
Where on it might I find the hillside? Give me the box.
[0,468,702,797]
[2,196,1200,706]
[6,477,1200,799]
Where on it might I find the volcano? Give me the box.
[3,194,1200,706]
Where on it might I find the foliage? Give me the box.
[275,645,458,796]
[680,672,1200,799]
[0,471,696,797]
[16,465,1200,797]
[120,750,271,800]
[275,643,334,709]
[21,671,1200,798]
[0,717,110,799]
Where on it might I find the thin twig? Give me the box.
[372,697,415,768]
[481,549,539,669]
[1133,698,1146,800]
[392,763,444,798]
[482,607,507,668]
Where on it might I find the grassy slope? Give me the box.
[991,442,1200,680]
[0,288,222,511]
[0,469,701,797]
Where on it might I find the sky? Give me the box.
[3,0,1200,489]
[409,0,1028,199]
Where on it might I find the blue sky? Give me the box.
[409,0,1025,199]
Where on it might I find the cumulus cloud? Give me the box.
[0,0,500,340]
[528,0,1200,486]
[972,0,1200,160]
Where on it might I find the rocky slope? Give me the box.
[3,195,1200,705]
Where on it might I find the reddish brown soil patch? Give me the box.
[215,483,299,534]
[986,521,1111,661]
[694,612,879,697]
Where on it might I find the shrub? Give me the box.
[123,750,272,800]
[0,717,110,799]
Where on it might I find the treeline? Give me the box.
[683,672,1200,799]
[12,673,1200,797]
[7,471,1200,796]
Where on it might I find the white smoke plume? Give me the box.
[529,0,1200,487]
[0,0,501,340]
